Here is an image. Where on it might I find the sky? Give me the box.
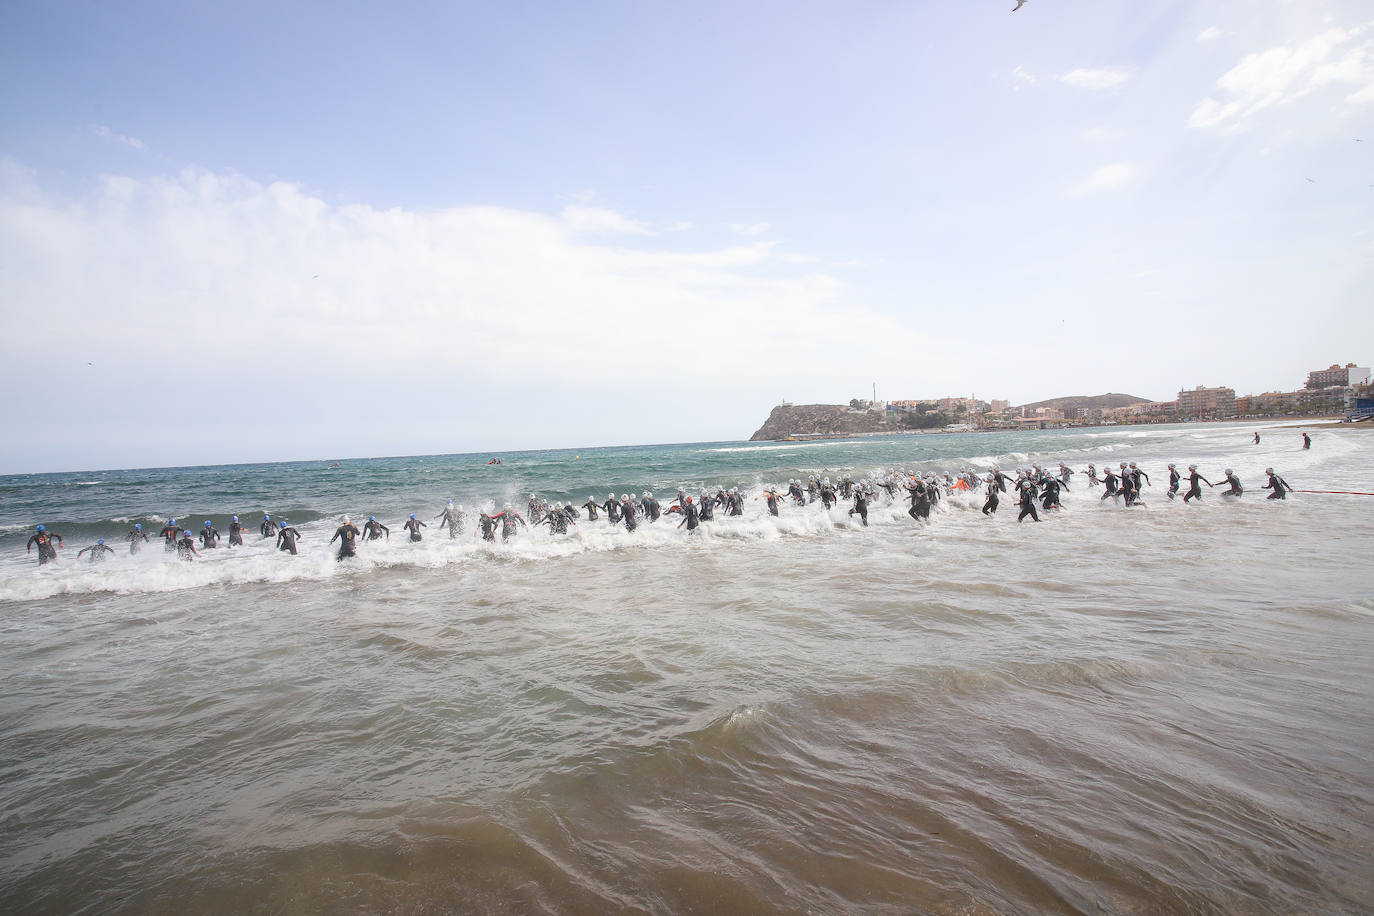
[1,0,1371,473]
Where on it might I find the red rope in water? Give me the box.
[1293,489,1374,496]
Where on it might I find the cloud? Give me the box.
[1011,66,1038,89]
[1189,20,1374,129]
[559,205,652,235]
[91,125,146,150]
[1056,67,1132,90]
[731,222,771,236]
[1196,26,1225,42]
[1071,162,1136,196]
[1081,126,1124,144]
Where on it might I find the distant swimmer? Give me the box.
[78,539,115,563]
[820,478,837,509]
[126,523,149,554]
[849,488,869,526]
[1218,469,1243,497]
[227,515,246,547]
[435,499,465,538]
[1254,432,1261,445]
[260,514,278,538]
[362,516,389,541]
[1261,468,1292,500]
[1302,432,1311,450]
[276,523,303,555]
[1084,464,1101,489]
[581,496,600,521]
[601,493,622,525]
[1058,463,1074,489]
[26,525,61,564]
[403,514,427,542]
[1016,475,1040,522]
[200,521,220,549]
[1183,465,1212,503]
[159,518,179,551]
[478,512,497,541]
[330,516,361,560]
[176,529,198,560]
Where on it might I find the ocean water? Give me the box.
[0,422,1370,913]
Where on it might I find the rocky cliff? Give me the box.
[749,404,894,441]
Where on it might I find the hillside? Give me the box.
[749,404,894,441]
[1015,393,1151,413]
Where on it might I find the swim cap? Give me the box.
[409,514,416,519]
[264,514,270,520]
[686,496,693,503]
[135,523,142,530]
[343,515,351,524]
[504,503,511,510]
[447,499,453,505]
[1168,463,1175,469]
[232,516,238,522]
[36,524,44,531]
[169,518,176,524]
[369,515,376,521]
[1189,464,1197,470]
[97,538,104,545]
[1225,469,1232,474]
[204,521,211,527]
[1266,467,1274,474]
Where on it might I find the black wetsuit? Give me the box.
[1017,480,1040,522]
[806,480,818,503]
[1041,477,1062,510]
[227,521,245,547]
[27,530,62,564]
[1219,473,1243,497]
[542,511,570,535]
[126,529,149,553]
[362,520,389,541]
[906,483,931,521]
[764,492,781,517]
[77,543,115,563]
[436,506,465,538]
[1167,469,1182,500]
[276,526,302,555]
[330,523,360,560]
[478,514,497,541]
[728,493,744,517]
[601,498,621,524]
[403,518,426,542]
[642,497,661,522]
[697,497,714,522]
[261,518,278,538]
[176,535,198,560]
[1101,470,1120,501]
[982,481,999,515]
[820,485,836,509]
[1120,473,1138,508]
[1084,468,1101,489]
[159,524,179,551]
[1058,467,1074,488]
[679,501,701,532]
[200,526,220,549]
[1262,472,1291,500]
[1184,471,1211,503]
[788,483,805,504]
[621,501,638,531]
[993,471,1012,493]
[849,492,869,526]
[582,500,600,521]
[498,511,526,540]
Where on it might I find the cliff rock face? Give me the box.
[749,404,893,441]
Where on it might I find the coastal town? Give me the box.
[752,361,1372,440]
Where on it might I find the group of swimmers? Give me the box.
[23,457,1296,565]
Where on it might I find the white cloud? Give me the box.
[1189,20,1374,129]
[731,222,771,236]
[1011,66,1038,89]
[1057,67,1132,90]
[1071,162,1137,197]
[1197,27,1225,42]
[1081,126,1124,144]
[91,125,146,150]
[560,205,652,235]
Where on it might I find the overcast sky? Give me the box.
[1,0,1371,473]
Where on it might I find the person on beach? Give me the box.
[402,514,427,542]
[435,499,465,538]
[581,496,600,521]
[1261,468,1292,500]
[176,530,198,560]
[982,475,1000,516]
[1302,433,1311,450]
[200,521,220,549]
[1218,469,1243,497]
[27,525,62,564]
[260,514,278,538]
[1254,432,1261,445]
[276,523,303,555]
[77,538,115,563]
[362,516,389,541]
[331,516,361,560]
[1166,464,1182,500]
[1129,462,1150,494]
[227,516,246,547]
[159,518,179,551]
[126,523,149,553]
[1183,465,1212,503]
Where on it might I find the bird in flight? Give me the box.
[1306,178,1316,183]
[1013,0,1027,9]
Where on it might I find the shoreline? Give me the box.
[755,416,1354,443]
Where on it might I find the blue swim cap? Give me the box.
[169,518,176,524]
[232,515,238,522]
[135,523,142,530]
[36,524,45,531]
[369,515,376,521]
[410,514,416,519]
[97,538,105,545]
[264,514,270,519]
[204,520,211,527]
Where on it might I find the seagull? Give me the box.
[312,274,320,279]
[1306,178,1316,183]
[1013,0,1027,9]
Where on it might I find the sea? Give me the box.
[0,421,1370,914]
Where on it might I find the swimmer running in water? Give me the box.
[362,516,389,541]
[677,496,701,533]
[77,538,115,563]
[275,523,303,555]
[1182,465,1212,503]
[159,518,179,551]
[176,530,199,560]
[227,515,245,547]
[581,496,600,521]
[261,514,278,538]
[330,516,361,560]
[126,523,149,554]
[1218,469,1243,497]
[26,525,62,565]
[1261,468,1292,500]
[1166,464,1182,500]
[403,514,427,542]
[200,521,220,549]
[982,475,999,516]
[435,499,465,538]
[848,488,869,526]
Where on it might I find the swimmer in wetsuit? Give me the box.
[760,488,782,517]
[601,493,621,525]
[402,514,427,542]
[1016,476,1040,522]
[697,491,715,522]
[982,475,1000,516]
[905,480,931,521]
[435,500,465,538]
[1183,465,1212,503]
[581,497,600,521]
[362,516,389,541]
[26,525,63,565]
[77,538,115,563]
[330,516,361,560]
[540,503,573,535]
[620,495,639,531]
[677,496,701,532]
[126,523,149,554]
[478,513,497,541]
[1083,464,1101,489]
[641,492,661,522]
[176,530,198,560]
[1218,469,1243,497]
[276,523,303,555]
[495,504,527,540]
[159,518,179,551]
[200,521,220,549]
[1261,468,1291,500]
[1100,466,1120,502]
[227,516,245,547]
[848,489,869,526]
[260,515,278,538]
[1166,464,1182,500]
